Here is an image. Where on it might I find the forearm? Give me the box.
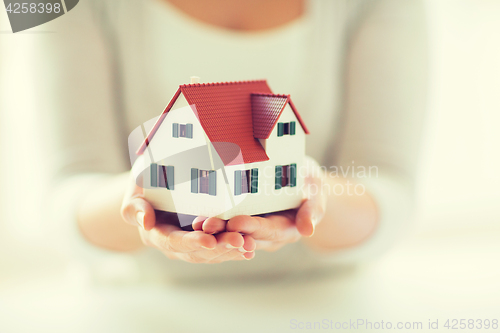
[302,176,379,252]
[76,172,144,252]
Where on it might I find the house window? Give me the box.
[275,164,296,189]
[234,168,258,195]
[173,123,193,138]
[191,168,216,196]
[199,170,210,194]
[277,121,296,137]
[150,163,174,190]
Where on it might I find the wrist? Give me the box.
[301,175,379,253]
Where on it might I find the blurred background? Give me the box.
[1,1,499,332]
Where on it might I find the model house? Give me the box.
[135,78,309,225]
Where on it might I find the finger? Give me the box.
[240,235,256,260]
[121,196,156,230]
[207,233,253,260]
[202,217,226,234]
[254,240,286,252]
[254,240,274,250]
[226,214,298,242]
[242,234,256,252]
[212,250,254,263]
[183,247,249,264]
[174,249,242,264]
[204,235,255,263]
[177,233,250,263]
[296,197,325,237]
[295,200,315,237]
[192,216,207,231]
[152,224,217,252]
[298,158,327,237]
[215,231,245,248]
[243,251,255,260]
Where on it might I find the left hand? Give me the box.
[192,156,327,252]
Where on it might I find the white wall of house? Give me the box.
[144,95,207,163]
[143,94,230,219]
[260,103,306,165]
[221,104,307,219]
[143,99,307,221]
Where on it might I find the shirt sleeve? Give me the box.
[35,1,130,260]
[321,0,429,263]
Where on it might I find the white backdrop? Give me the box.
[1,1,500,331]
[417,0,500,233]
[1,0,498,268]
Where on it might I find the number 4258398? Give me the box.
[444,319,498,330]
[5,2,62,14]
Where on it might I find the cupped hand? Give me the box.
[138,220,256,263]
[120,174,255,263]
[193,156,327,252]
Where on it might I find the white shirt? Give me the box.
[39,0,428,282]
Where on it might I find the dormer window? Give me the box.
[173,123,193,138]
[277,121,296,137]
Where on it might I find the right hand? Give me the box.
[120,173,255,263]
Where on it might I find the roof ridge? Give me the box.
[251,92,289,98]
[180,79,267,88]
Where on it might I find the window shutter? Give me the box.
[277,123,284,137]
[151,163,158,187]
[191,168,198,193]
[173,123,179,138]
[186,124,193,138]
[209,170,217,196]
[167,166,174,190]
[290,163,297,187]
[179,124,186,137]
[159,165,168,188]
[275,165,282,189]
[234,170,242,195]
[290,121,296,135]
[251,168,258,193]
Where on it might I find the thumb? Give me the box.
[295,199,322,237]
[121,196,156,231]
[296,156,327,237]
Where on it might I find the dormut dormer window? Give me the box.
[173,123,193,138]
[277,121,296,137]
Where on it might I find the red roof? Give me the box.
[136,80,308,165]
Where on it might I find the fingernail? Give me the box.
[193,216,208,223]
[238,247,247,253]
[225,244,238,249]
[244,252,254,260]
[136,211,145,229]
[201,245,215,250]
[310,224,315,237]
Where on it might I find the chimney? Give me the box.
[190,76,200,84]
